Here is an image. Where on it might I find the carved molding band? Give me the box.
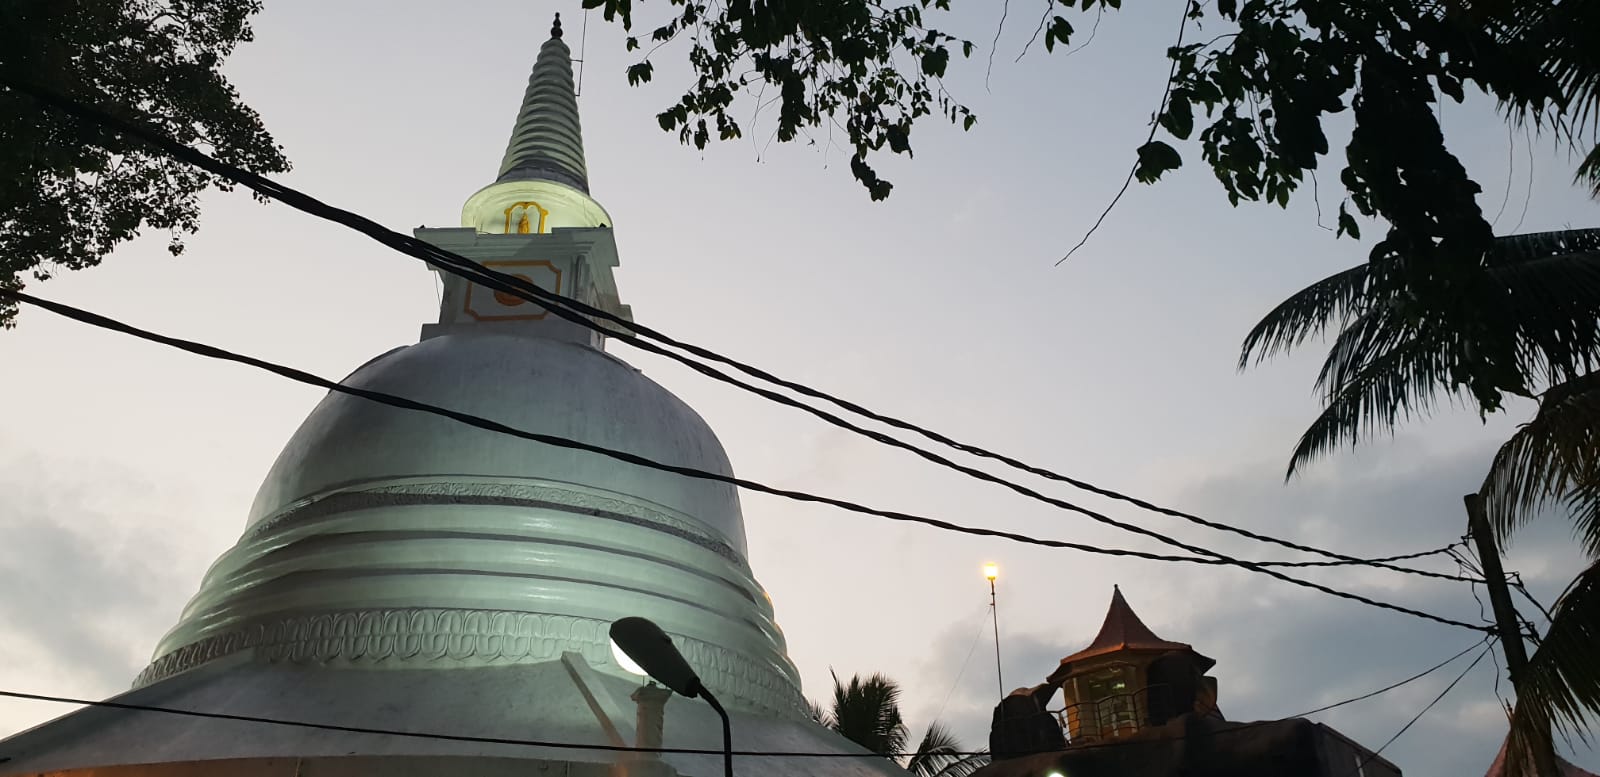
[250,480,745,565]
[135,608,806,718]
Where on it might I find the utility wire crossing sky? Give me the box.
[0,78,1500,635]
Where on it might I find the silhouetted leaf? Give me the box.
[1134,140,1183,183]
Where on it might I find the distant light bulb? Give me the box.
[983,562,999,581]
[611,638,647,676]
[1046,772,1066,777]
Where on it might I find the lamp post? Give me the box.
[609,617,733,777]
[984,562,1003,699]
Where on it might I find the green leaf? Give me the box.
[1044,16,1073,54]
[1336,203,1360,239]
[920,46,949,76]
[963,114,977,131]
[627,61,655,86]
[1161,93,1195,140]
[851,155,894,200]
[1134,140,1183,183]
[886,124,910,153]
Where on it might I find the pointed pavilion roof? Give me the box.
[496,13,591,193]
[1048,586,1214,684]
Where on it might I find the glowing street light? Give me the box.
[610,638,649,677]
[985,562,1003,699]
[609,617,733,777]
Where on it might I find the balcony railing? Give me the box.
[1050,685,1165,744]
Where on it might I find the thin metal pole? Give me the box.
[701,687,734,777]
[990,578,1004,699]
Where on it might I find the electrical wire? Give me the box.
[1450,546,1495,629]
[929,605,995,725]
[0,76,1474,589]
[1294,636,1490,721]
[2,289,1490,634]
[1053,0,1189,267]
[1348,643,1493,775]
[1509,572,1555,624]
[1249,543,1459,569]
[0,638,1491,760]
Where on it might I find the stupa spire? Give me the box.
[496,13,590,192]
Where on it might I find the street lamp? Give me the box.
[609,617,733,777]
[984,562,1003,699]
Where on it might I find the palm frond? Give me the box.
[1564,479,1600,559]
[1578,143,1600,199]
[1490,0,1600,193]
[1487,229,1600,266]
[1260,228,1600,478]
[1312,306,1414,399]
[1528,0,1600,139]
[925,754,993,777]
[1287,334,1456,477]
[807,696,834,728]
[1480,373,1600,553]
[905,721,971,776]
[828,671,909,757]
[1239,263,1372,369]
[1503,559,1600,777]
[1487,231,1600,381]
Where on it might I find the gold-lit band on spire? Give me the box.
[503,201,550,234]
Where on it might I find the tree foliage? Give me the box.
[1241,228,1600,474]
[591,0,1597,410]
[1240,227,1600,773]
[0,0,288,328]
[815,671,989,777]
[588,0,1598,207]
[586,0,974,201]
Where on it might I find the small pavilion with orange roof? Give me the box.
[1045,585,1220,741]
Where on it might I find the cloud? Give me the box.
[896,440,1598,777]
[0,453,197,730]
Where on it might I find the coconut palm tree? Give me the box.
[1240,228,1600,775]
[1241,228,1600,476]
[1478,373,1600,772]
[812,672,989,777]
[1483,0,1600,197]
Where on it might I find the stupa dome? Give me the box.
[248,333,747,554]
[139,332,803,717]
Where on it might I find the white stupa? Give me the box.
[0,16,902,777]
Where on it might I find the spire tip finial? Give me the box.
[552,12,563,39]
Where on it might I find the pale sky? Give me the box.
[1,1,1597,775]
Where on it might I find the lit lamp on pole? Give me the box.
[609,617,734,777]
[984,562,1003,699]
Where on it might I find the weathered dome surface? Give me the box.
[136,332,805,720]
[247,333,746,553]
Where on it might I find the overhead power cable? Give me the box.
[0,77,1471,587]
[3,289,1489,634]
[1349,643,1493,776]
[0,638,1490,760]
[1259,542,1459,569]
